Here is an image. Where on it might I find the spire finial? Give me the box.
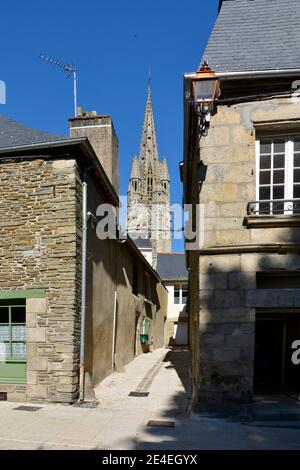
[148,69,151,94]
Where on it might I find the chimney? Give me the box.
[69,107,119,193]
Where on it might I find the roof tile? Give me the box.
[0,114,66,149]
[203,0,300,72]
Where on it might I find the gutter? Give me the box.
[184,68,300,82]
[0,137,81,153]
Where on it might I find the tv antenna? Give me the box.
[39,53,78,117]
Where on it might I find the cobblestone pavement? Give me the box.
[0,347,300,450]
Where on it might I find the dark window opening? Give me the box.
[257,272,300,289]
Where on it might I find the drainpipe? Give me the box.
[111,289,117,372]
[79,169,88,401]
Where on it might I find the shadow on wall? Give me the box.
[195,235,300,413]
[86,225,164,389]
[169,307,189,347]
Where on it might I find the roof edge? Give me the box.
[218,0,234,12]
[185,68,300,81]
[126,235,165,285]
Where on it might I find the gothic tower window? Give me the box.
[147,177,153,194]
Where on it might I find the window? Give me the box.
[147,177,153,194]
[181,287,188,305]
[174,286,180,304]
[0,299,26,384]
[256,136,300,214]
[173,285,187,305]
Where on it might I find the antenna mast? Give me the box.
[39,53,78,117]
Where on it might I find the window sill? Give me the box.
[244,214,300,228]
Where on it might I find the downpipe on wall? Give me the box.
[112,289,117,372]
[79,169,88,402]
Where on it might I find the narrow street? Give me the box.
[0,348,300,450]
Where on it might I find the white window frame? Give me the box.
[256,135,300,215]
[173,285,187,305]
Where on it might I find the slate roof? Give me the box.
[0,114,66,149]
[133,238,152,249]
[156,253,188,281]
[202,0,300,73]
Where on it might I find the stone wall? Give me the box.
[193,95,300,411]
[0,155,167,404]
[0,158,81,403]
[83,172,168,387]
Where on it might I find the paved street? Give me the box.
[0,347,300,450]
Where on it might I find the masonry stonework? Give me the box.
[189,95,300,411]
[0,158,81,403]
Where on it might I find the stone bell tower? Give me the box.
[127,82,171,265]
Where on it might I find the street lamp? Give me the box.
[191,61,220,136]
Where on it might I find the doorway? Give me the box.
[254,311,300,395]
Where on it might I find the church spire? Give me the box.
[127,79,172,259]
[139,81,159,164]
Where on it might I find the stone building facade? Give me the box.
[127,83,172,265]
[0,113,167,403]
[156,253,189,346]
[183,0,300,412]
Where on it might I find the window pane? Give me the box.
[12,343,26,359]
[259,202,270,214]
[11,307,26,324]
[259,171,271,185]
[0,342,10,359]
[260,141,271,154]
[174,287,180,304]
[0,307,9,324]
[12,325,26,341]
[294,169,300,183]
[182,289,188,304]
[293,199,300,214]
[294,185,300,199]
[294,139,300,152]
[273,154,285,168]
[259,186,270,200]
[294,154,300,167]
[273,170,285,184]
[0,325,10,341]
[273,201,285,214]
[273,186,284,200]
[260,155,271,169]
[273,140,285,153]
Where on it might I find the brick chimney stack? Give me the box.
[69,108,119,193]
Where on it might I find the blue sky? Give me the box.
[0,0,219,251]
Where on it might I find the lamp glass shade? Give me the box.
[192,78,218,103]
